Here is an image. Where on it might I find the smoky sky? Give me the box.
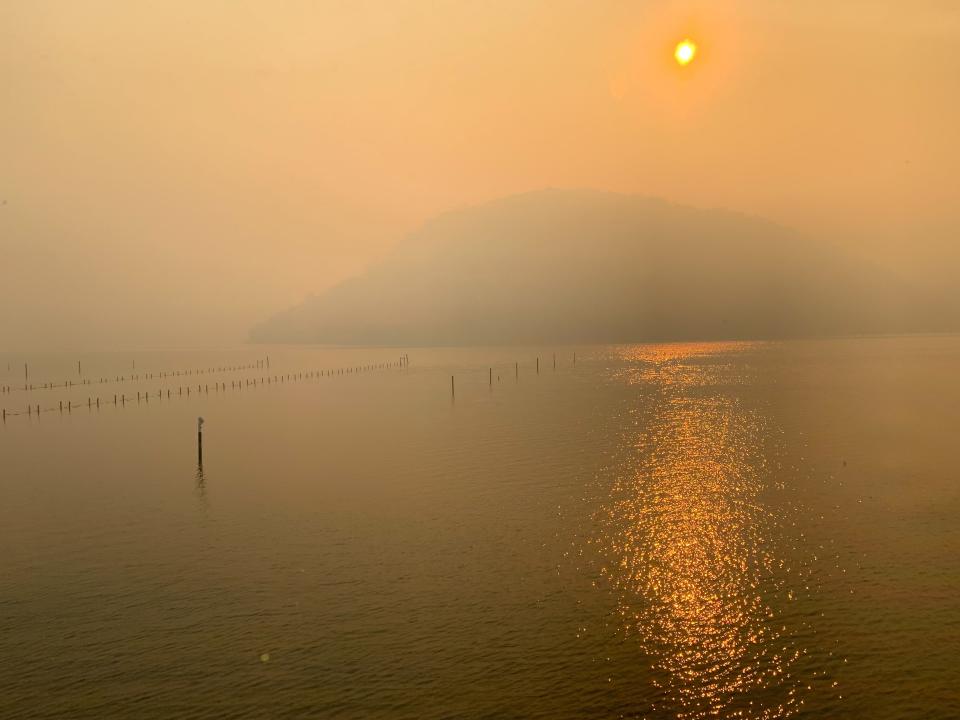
[2,1,959,349]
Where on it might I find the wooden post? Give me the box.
[553,353,556,370]
[451,375,455,398]
[515,362,518,380]
[573,351,576,367]
[489,368,492,386]
[197,417,204,466]
[536,357,539,374]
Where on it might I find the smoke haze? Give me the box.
[2,1,959,348]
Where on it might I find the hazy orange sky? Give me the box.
[2,1,958,349]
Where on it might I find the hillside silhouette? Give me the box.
[252,189,945,345]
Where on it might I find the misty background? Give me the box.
[2,1,959,349]
[253,189,956,345]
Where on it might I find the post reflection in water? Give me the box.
[194,461,209,515]
[598,343,808,719]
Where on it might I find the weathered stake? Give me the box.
[197,417,204,466]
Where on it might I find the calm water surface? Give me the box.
[1,338,958,718]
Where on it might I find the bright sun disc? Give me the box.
[674,40,696,66]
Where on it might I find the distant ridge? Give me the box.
[251,189,947,345]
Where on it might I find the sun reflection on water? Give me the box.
[598,342,807,718]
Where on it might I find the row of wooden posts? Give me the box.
[452,351,576,397]
[2,354,411,423]
[2,357,274,395]
[4,350,581,420]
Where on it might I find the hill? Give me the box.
[251,189,940,345]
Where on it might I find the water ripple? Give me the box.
[596,343,812,718]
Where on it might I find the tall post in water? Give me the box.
[553,353,556,371]
[197,417,204,466]
[451,375,455,399]
[536,357,539,374]
[489,368,492,387]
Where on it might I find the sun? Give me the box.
[674,39,697,66]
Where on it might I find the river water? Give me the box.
[1,337,957,718]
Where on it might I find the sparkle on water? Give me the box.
[596,343,814,718]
